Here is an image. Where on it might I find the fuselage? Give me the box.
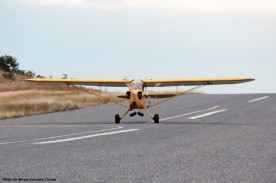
[129,89,146,109]
[128,80,147,109]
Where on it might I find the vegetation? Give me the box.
[0,53,125,119]
[0,54,40,79]
[0,55,18,73]
[0,90,124,119]
[0,73,125,120]
[0,55,18,79]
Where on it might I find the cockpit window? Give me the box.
[130,80,144,90]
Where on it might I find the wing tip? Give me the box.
[246,78,255,82]
[25,78,36,82]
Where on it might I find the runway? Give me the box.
[1,94,276,182]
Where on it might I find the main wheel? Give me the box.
[153,114,159,123]
[115,114,121,124]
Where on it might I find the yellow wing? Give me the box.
[26,77,254,87]
[26,79,131,87]
[143,78,255,87]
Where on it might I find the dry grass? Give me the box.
[0,90,125,119]
[0,72,125,119]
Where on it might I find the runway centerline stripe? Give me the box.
[248,96,269,103]
[153,105,220,122]
[188,109,227,119]
[33,129,140,144]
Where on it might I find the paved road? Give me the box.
[0,94,276,183]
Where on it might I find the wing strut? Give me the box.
[70,84,129,108]
[147,85,205,108]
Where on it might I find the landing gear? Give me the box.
[115,114,121,124]
[153,114,159,123]
[115,108,159,124]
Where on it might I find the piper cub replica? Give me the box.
[26,77,254,123]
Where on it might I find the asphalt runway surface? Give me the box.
[0,94,276,183]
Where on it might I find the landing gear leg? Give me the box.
[115,108,131,124]
[143,108,159,124]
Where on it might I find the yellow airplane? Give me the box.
[26,77,254,123]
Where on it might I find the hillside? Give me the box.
[0,71,125,119]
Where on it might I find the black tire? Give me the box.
[153,114,159,123]
[115,114,121,124]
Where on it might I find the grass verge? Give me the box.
[0,90,125,120]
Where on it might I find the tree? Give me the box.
[16,70,26,75]
[25,71,36,78]
[36,75,45,78]
[62,74,68,79]
[0,55,19,73]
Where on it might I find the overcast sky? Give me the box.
[0,0,275,93]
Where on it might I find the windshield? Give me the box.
[130,80,144,90]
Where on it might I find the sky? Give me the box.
[0,0,275,93]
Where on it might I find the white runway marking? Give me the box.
[188,109,227,119]
[0,126,122,145]
[147,106,220,123]
[33,129,139,144]
[248,96,269,103]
